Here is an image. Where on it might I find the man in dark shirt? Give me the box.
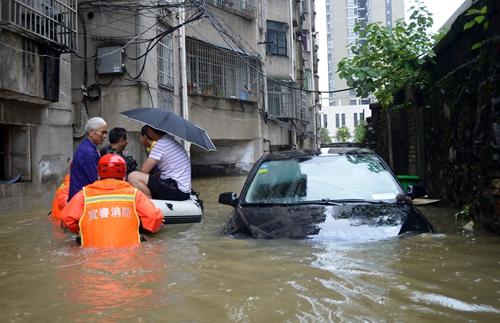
[100,127,137,174]
[68,117,108,201]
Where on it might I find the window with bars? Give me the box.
[0,125,31,182]
[1,0,77,51]
[335,114,340,128]
[158,32,174,89]
[267,80,293,118]
[186,38,260,101]
[341,113,346,127]
[266,20,287,56]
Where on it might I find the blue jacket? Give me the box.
[68,138,99,201]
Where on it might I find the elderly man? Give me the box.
[68,117,108,201]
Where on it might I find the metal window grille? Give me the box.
[267,80,307,120]
[158,33,174,89]
[186,38,260,101]
[211,0,256,19]
[266,20,287,56]
[1,0,77,51]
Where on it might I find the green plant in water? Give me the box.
[354,121,366,143]
[336,127,351,142]
[319,127,332,144]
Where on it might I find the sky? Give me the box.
[315,0,466,96]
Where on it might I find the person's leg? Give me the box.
[127,171,152,198]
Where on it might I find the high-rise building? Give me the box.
[325,0,404,106]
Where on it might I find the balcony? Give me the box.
[186,37,261,102]
[0,0,77,51]
[210,0,256,19]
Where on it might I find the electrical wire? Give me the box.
[189,0,352,94]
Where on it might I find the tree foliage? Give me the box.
[319,127,332,144]
[354,122,366,143]
[336,127,351,142]
[337,3,436,108]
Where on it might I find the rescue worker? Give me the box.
[51,174,70,220]
[62,154,163,248]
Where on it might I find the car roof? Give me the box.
[263,147,376,161]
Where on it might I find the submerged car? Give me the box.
[219,148,434,240]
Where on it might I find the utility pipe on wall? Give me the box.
[288,0,295,81]
[179,8,191,153]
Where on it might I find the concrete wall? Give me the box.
[0,28,73,211]
[366,0,500,233]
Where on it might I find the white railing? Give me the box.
[1,0,77,51]
[211,0,256,19]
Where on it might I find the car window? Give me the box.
[244,155,402,204]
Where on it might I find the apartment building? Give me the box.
[0,0,76,210]
[321,0,403,142]
[73,0,320,175]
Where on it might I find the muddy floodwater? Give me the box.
[0,176,499,322]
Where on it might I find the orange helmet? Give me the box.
[98,154,126,179]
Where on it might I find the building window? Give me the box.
[360,111,365,121]
[158,32,174,89]
[354,113,358,126]
[324,114,328,128]
[335,114,340,128]
[267,80,296,118]
[266,20,288,56]
[0,125,31,182]
[187,38,260,100]
[341,113,346,127]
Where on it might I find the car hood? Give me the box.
[225,203,433,240]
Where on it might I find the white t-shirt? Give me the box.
[149,135,191,193]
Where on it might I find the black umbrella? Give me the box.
[120,108,216,151]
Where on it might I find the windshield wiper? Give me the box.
[325,199,391,204]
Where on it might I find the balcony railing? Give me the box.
[211,0,256,19]
[1,0,77,51]
[187,37,261,102]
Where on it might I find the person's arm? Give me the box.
[134,190,163,233]
[79,152,99,184]
[61,191,85,233]
[140,156,158,174]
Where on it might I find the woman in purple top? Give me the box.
[68,117,108,201]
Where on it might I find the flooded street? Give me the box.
[1,176,499,322]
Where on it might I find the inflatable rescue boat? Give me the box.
[151,193,203,224]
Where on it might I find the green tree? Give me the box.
[336,127,351,142]
[337,3,436,108]
[354,122,366,143]
[319,127,332,144]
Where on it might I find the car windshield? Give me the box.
[243,155,403,204]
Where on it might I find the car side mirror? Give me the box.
[407,185,426,199]
[218,192,239,207]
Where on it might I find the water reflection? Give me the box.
[56,243,168,321]
[0,177,499,322]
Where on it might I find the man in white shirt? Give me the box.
[128,126,191,200]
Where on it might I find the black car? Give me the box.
[219,148,434,240]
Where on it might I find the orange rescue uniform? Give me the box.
[62,178,163,247]
[51,175,70,219]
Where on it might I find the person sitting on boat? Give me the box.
[128,126,191,201]
[62,154,163,248]
[51,174,70,220]
[68,117,108,201]
[99,127,138,174]
[139,125,156,153]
